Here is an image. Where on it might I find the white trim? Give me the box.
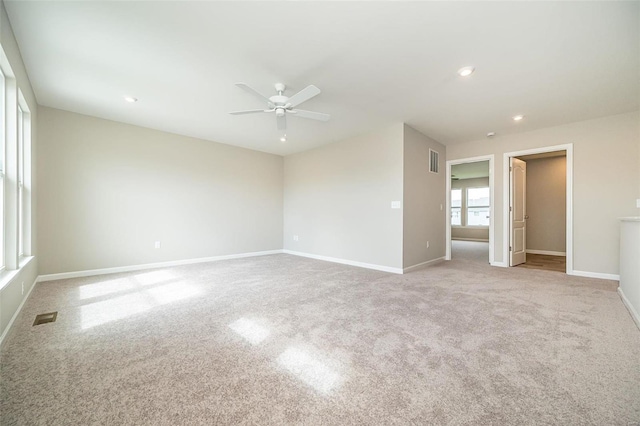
[503,144,573,273]
[526,249,566,256]
[283,250,402,274]
[37,250,283,282]
[490,261,508,268]
[0,255,34,291]
[452,238,489,242]
[618,287,640,330]
[446,155,495,265]
[569,270,620,281]
[403,257,445,273]
[0,275,37,348]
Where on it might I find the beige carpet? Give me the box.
[1,242,639,425]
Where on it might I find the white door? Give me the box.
[510,158,527,266]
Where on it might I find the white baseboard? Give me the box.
[0,276,38,348]
[282,250,402,274]
[526,249,566,256]
[618,287,640,330]
[452,238,489,243]
[38,250,284,282]
[490,261,508,268]
[569,270,620,281]
[403,257,445,273]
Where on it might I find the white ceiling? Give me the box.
[517,150,567,161]
[5,1,639,156]
[451,161,489,180]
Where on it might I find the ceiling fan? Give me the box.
[230,82,330,131]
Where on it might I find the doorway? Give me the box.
[503,144,573,273]
[446,155,495,265]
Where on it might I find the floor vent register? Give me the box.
[33,312,57,326]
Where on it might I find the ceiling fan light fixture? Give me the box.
[230,82,330,131]
[457,66,475,77]
[512,114,525,121]
[124,96,138,103]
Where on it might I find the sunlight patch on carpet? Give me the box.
[78,270,177,301]
[277,347,342,394]
[134,270,176,286]
[79,277,137,300]
[80,281,200,329]
[229,318,271,345]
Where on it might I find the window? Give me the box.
[451,189,462,226]
[0,48,32,273]
[17,105,23,256]
[0,68,4,269]
[467,187,490,226]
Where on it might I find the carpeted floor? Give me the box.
[1,242,639,425]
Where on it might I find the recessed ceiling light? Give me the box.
[124,96,138,103]
[457,66,475,77]
[487,132,496,137]
[280,136,286,142]
[512,115,525,121]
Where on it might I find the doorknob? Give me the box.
[525,215,529,219]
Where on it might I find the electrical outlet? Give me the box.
[154,241,161,249]
[21,282,24,295]
[293,235,299,241]
[391,201,401,209]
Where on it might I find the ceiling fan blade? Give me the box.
[287,85,321,108]
[229,109,270,115]
[277,114,287,130]
[289,109,330,121]
[235,82,272,104]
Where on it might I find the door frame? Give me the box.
[445,155,495,265]
[503,143,573,273]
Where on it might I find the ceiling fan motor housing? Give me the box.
[270,95,289,106]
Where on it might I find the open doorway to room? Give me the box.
[446,155,495,265]
[504,144,573,274]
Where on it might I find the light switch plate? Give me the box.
[391,201,401,209]
[637,199,640,208]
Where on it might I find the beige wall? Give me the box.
[525,156,566,253]
[37,107,283,275]
[403,124,446,268]
[451,177,490,241]
[283,124,404,269]
[0,1,39,341]
[447,111,640,276]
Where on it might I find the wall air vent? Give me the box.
[429,149,439,173]
[33,312,57,326]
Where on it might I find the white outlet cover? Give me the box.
[637,198,640,208]
[391,201,401,209]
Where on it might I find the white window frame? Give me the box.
[0,44,33,278]
[0,67,5,271]
[16,91,30,260]
[451,188,462,226]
